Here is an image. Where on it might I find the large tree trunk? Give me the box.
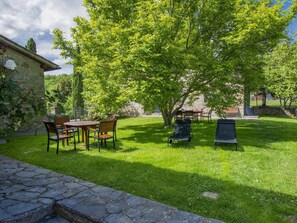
[159,97,186,127]
[161,109,174,127]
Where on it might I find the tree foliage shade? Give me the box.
[263,40,297,109]
[53,29,84,114]
[44,74,73,115]
[55,0,297,125]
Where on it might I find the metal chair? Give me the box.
[214,119,238,150]
[201,109,212,123]
[44,121,76,154]
[168,121,191,146]
[174,110,184,120]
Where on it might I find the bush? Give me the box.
[0,72,45,136]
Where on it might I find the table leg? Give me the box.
[81,129,85,142]
[77,128,80,143]
[83,127,89,150]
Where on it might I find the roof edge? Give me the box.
[0,35,61,72]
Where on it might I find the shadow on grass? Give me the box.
[1,124,297,223]
[8,149,296,223]
[119,118,297,151]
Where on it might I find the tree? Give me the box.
[44,74,73,114]
[25,38,37,53]
[53,30,84,118]
[72,66,84,118]
[263,40,297,109]
[56,0,297,126]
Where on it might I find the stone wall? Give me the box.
[251,106,295,117]
[3,47,45,96]
[2,47,46,132]
[122,95,245,117]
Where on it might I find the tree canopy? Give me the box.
[54,0,297,125]
[53,30,84,118]
[25,38,37,53]
[263,40,297,108]
[44,74,73,114]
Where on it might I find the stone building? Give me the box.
[0,34,60,131]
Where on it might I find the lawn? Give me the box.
[0,116,296,223]
[250,98,297,108]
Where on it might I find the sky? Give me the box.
[0,1,297,75]
[0,0,87,75]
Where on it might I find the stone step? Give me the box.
[38,215,70,223]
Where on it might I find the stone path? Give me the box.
[0,155,223,223]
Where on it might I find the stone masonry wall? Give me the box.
[4,47,45,96]
[2,47,46,132]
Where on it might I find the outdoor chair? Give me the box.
[168,121,191,146]
[107,115,118,141]
[178,118,193,137]
[174,110,184,120]
[54,116,79,142]
[44,121,76,154]
[87,119,116,152]
[193,109,202,122]
[183,110,194,120]
[201,109,212,123]
[214,119,238,150]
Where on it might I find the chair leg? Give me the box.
[66,132,69,145]
[98,139,101,153]
[236,143,238,151]
[77,128,80,143]
[113,138,115,150]
[74,134,76,151]
[56,141,59,154]
[47,139,50,152]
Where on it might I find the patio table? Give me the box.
[64,121,100,150]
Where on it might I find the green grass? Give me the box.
[250,99,297,108]
[0,116,297,223]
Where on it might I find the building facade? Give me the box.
[0,35,60,131]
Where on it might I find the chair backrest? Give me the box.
[99,120,116,133]
[173,123,191,137]
[175,119,191,125]
[54,116,70,128]
[175,110,183,118]
[215,119,236,140]
[184,110,193,116]
[44,121,59,135]
[108,115,118,128]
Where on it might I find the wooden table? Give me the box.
[64,121,99,150]
[193,110,203,121]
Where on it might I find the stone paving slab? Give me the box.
[0,155,223,223]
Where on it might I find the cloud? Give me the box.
[0,0,87,74]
